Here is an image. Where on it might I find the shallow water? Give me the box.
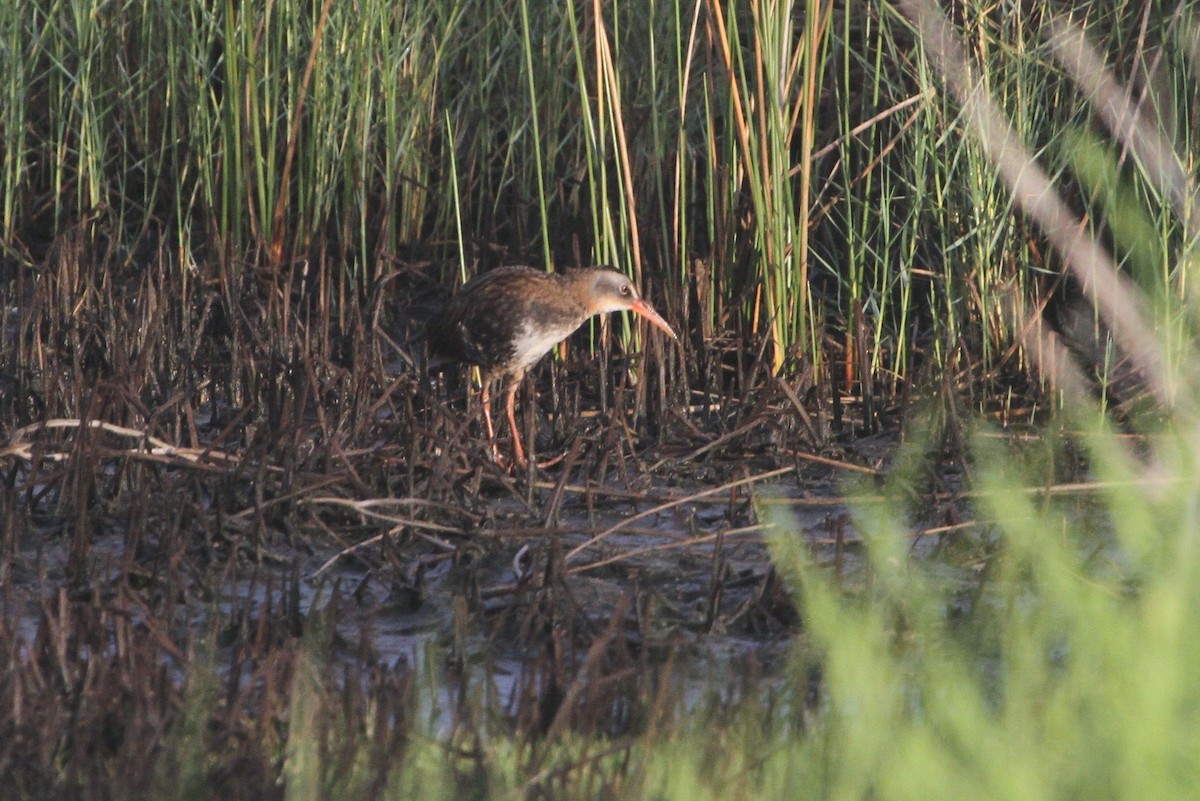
[3,460,857,716]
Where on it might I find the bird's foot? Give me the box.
[490,442,516,472]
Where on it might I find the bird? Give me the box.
[427,265,677,469]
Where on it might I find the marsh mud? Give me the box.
[0,413,939,731]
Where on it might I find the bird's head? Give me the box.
[580,267,677,340]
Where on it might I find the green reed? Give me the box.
[0,1,24,245]
[5,0,1200,401]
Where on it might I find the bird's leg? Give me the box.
[504,379,528,469]
[504,376,570,471]
[480,380,508,468]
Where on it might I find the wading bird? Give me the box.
[428,265,677,469]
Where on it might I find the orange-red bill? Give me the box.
[630,299,678,340]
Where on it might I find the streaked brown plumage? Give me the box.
[428,265,676,468]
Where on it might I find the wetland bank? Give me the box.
[4,0,1200,798]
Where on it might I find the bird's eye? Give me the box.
[620,284,632,296]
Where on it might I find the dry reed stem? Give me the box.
[541,590,633,739]
[268,0,336,264]
[807,88,936,162]
[563,465,793,565]
[567,524,768,574]
[1,417,245,467]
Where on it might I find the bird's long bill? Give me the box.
[630,299,678,340]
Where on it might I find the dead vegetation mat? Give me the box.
[0,245,908,799]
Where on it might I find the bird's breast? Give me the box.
[507,316,584,373]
